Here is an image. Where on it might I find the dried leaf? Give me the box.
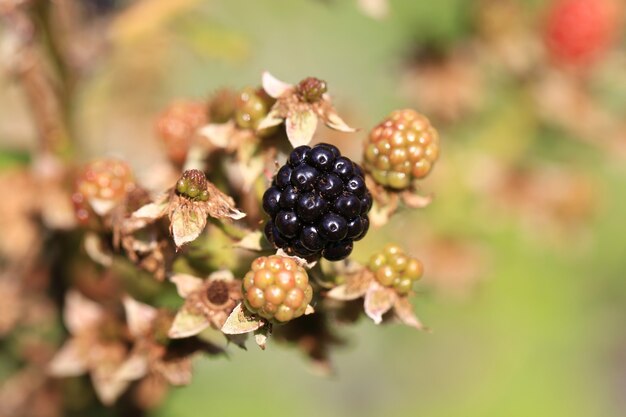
[64,291,104,334]
[393,296,427,331]
[88,198,117,216]
[90,372,130,406]
[208,269,235,282]
[326,268,373,300]
[170,273,204,298]
[170,203,209,248]
[84,232,113,267]
[262,71,292,98]
[115,352,149,381]
[254,327,269,350]
[168,304,210,338]
[132,197,169,220]
[48,340,88,377]
[401,190,433,208]
[235,230,270,251]
[368,199,398,227]
[275,248,317,269]
[286,109,318,148]
[221,303,265,334]
[257,108,284,130]
[324,110,357,133]
[122,296,158,338]
[198,121,236,148]
[205,182,246,220]
[89,344,130,405]
[364,283,396,324]
[158,357,193,386]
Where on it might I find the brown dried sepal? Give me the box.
[127,175,245,248]
[326,263,426,330]
[364,173,432,227]
[258,71,357,148]
[169,271,242,338]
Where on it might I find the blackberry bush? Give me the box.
[262,143,372,261]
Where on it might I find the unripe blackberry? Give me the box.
[263,143,372,261]
[155,101,208,165]
[234,87,275,131]
[175,169,209,201]
[72,159,135,223]
[364,109,439,190]
[369,244,423,295]
[242,255,313,323]
[208,88,237,123]
[296,77,327,103]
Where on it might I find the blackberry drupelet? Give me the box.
[262,143,372,261]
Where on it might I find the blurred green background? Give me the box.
[2,0,626,416]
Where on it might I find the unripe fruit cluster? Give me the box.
[176,169,209,201]
[263,143,372,261]
[364,109,439,190]
[72,159,135,222]
[369,244,423,295]
[242,255,313,323]
[156,101,208,165]
[296,77,327,103]
[234,87,275,131]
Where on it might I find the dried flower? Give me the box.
[257,72,357,147]
[327,252,426,329]
[48,291,131,405]
[169,270,242,338]
[128,169,245,248]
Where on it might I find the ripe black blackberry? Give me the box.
[263,143,372,261]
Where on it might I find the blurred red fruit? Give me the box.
[544,0,622,67]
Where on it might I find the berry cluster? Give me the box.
[296,77,327,103]
[544,0,620,66]
[234,87,275,131]
[155,101,208,165]
[364,109,439,190]
[175,169,209,201]
[369,244,423,295]
[72,159,135,222]
[263,143,372,261]
[242,255,313,323]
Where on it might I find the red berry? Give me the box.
[242,255,313,323]
[544,0,622,66]
[364,109,439,190]
[155,101,208,165]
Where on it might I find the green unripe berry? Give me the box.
[369,244,424,293]
[387,171,410,189]
[176,178,189,194]
[376,265,396,286]
[369,253,387,271]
